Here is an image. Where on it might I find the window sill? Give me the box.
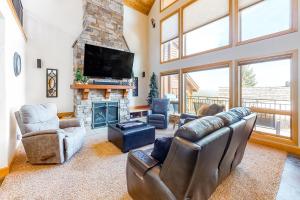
[182,44,232,60]
[249,132,300,156]
[236,29,297,47]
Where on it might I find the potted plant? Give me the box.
[75,68,89,84]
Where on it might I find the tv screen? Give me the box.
[83,44,134,79]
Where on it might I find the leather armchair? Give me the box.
[15,103,86,164]
[147,98,170,129]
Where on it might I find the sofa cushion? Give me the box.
[151,137,173,164]
[63,127,86,160]
[19,103,59,134]
[175,116,224,142]
[230,107,251,118]
[216,111,241,126]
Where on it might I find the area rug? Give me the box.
[0,130,286,200]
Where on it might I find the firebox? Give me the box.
[92,101,119,128]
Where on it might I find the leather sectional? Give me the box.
[126,107,257,200]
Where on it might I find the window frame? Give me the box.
[181,61,234,113]
[160,70,182,113]
[160,0,179,12]
[181,0,233,59]
[235,0,299,46]
[235,50,299,146]
[160,10,181,64]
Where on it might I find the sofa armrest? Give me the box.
[59,118,83,129]
[128,150,159,178]
[22,129,66,164]
[23,129,64,138]
[180,113,198,120]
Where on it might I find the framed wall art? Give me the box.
[46,68,58,97]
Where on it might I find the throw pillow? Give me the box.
[151,137,173,164]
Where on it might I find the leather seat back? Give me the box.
[231,113,257,169]
[160,116,230,200]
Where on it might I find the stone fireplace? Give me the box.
[72,0,131,127]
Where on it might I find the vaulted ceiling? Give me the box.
[124,0,155,15]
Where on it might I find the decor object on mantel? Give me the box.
[75,68,89,84]
[132,77,138,97]
[46,68,58,97]
[147,72,159,105]
[13,52,22,77]
[70,84,134,100]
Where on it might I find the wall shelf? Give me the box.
[70,84,134,100]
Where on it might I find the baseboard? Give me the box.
[249,137,300,156]
[0,167,9,178]
[0,142,20,178]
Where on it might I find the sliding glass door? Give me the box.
[238,55,296,139]
[183,64,231,115]
[160,73,180,113]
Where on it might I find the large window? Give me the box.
[161,73,180,113]
[160,12,180,63]
[183,63,232,115]
[238,53,297,142]
[161,0,178,11]
[182,0,231,57]
[238,0,295,42]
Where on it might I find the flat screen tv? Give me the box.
[83,44,134,79]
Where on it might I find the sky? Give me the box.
[187,0,291,92]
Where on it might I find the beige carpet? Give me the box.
[0,128,286,200]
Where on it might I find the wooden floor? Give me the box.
[277,155,300,200]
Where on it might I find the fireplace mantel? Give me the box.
[70,84,134,100]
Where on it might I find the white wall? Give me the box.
[23,1,150,111]
[148,0,300,146]
[124,6,149,107]
[22,0,83,112]
[0,1,27,168]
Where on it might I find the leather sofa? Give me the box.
[126,107,257,200]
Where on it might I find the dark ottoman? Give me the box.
[108,121,155,153]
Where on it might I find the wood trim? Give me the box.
[235,0,298,46]
[70,84,133,100]
[236,50,299,146]
[249,134,300,156]
[181,61,232,73]
[160,9,180,64]
[250,107,291,116]
[7,0,27,41]
[0,167,9,178]
[129,105,150,110]
[160,69,180,76]
[57,112,75,119]
[180,0,233,58]
[181,45,232,60]
[160,0,179,12]
[0,142,20,178]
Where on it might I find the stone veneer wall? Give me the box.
[73,0,130,126]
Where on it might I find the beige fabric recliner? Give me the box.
[15,103,86,164]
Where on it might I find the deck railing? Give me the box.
[185,96,291,136]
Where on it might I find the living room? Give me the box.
[0,0,300,199]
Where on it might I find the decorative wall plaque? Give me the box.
[46,68,58,97]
